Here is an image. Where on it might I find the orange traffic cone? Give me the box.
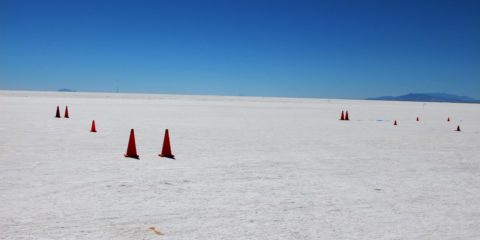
[456,125,461,132]
[394,120,397,126]
[340,111,345,120]
[90,120,97,132]
[447,117,450,122]
[159,129,175,159]
[416,116,419,121]
[345,111,349,121]
[125,129,139,159]
[55,106,61,118]
[64,106,69,118]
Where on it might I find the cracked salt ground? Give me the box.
[0,91,479,239]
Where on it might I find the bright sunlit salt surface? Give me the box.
[1,91,479,239]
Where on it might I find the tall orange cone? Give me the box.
[64,106,69,118]
[125,129,139,159]
[416,116,419,121]
[447,117,450,122]
[340,111,345,120]
[55,106,61,118]
[159,129,175,159]
[90,120,97,132]
[456,125,461,132]
[345,111,349,121]
[394,120,397,126]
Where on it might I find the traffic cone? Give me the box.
[416,116,419,122]
[64,106,69,118]
[125,129,139,159]
[90,120,96,132]
[394,120,397,126]
[456,125,461,132]
[345,111,349,121]
[447,117,450,122]
[340,111,345,120]
[55,106,61,118]
[159,129,175,159]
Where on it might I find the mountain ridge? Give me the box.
[366,93,480,103]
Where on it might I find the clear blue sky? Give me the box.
[1,0,479,98]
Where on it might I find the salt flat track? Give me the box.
[1,91,479,239]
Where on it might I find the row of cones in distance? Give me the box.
[341,110,462,131]
[55,106,174,159]
[393,117,460,131]
[393,117,461,132]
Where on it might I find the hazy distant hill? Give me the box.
[366,93,480,103]
[57,88,77,92]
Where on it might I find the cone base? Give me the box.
[159,154,175,159]
[124,154,139,159]
[91,130,97,133]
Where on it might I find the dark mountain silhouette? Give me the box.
[58,88,77,92]
[366,93,480,103]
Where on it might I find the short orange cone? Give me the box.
[64,106,69,118]
[55,106,61,118]
[345,111,349,121]
[90,120,97,132]
[394,120,397,126]
[125,129,139,159]
[340,111,345,120]
[159,129,175,159]
[456,125,461,132]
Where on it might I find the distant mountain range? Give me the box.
[366,93,480,103]
[58,88,77,92]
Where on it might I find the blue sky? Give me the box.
[1,0,479,98]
